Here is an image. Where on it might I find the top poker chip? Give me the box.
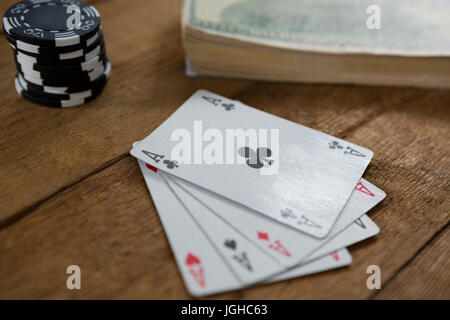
[3,0,100,48]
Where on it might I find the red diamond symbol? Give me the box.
[257,231,269,241]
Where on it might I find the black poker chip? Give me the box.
[3,0,101,48]
[17,59,111,95]
[14,51,108,74]
[14,42,106,66]
[19,66,104,87]
[14,60,110,107]
[17,58,107,87]
[4,1,110,108]
[15,75,103,108]
[16,61,109,92]
[19,76,107,102]
[4,28,104,55]
[15,55,108,81]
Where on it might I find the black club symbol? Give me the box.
[221,103,235,111]
[328,141,343,150]
[163,159,178,169]
[238,147,273,169]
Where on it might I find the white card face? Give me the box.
[163,171,385,269]
[164,169,373,283]
[138,160,356,296]
[267,249,352,283]
[138,161,240,297]
[160,173,286,285]
[308,214,380,261]
[131,90,373,238]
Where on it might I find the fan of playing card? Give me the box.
[130,90,386,297]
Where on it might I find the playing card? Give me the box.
[309,214,380,261]
[267,249,352,283]
[162,168,377,283]
[130,90,373,238]
[162,170,385,268]
[138,160,356,296]
[159,172,286,285]
[138,160,240,297]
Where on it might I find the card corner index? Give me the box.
[194,88,215,98]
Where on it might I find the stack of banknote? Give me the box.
[182,0,450,88]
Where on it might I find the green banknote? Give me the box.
[183,0,450,56]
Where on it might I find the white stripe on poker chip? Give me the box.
[18,72,93,100]
[17,51,37,64]
[16,53,106,73]
[17,73,29,91]
[81,55,103,71]
[16,55,37,67]
[18,73,68,94]
[14,77,24,96]
[17,58,106,78]
[55,35,80,47]
[86,32,99,47]
[87,64,105,81]
[84,45,101,61]
[20,66,41,78]
[61,99,86,108]
[22,72,43,86]
[59,43,101,61]
[10,29,101,55]
[105,61,112,79]
[67,90,93,100]
[17,60,111,94]
[16,40,40,54]
[19,62,105,84]
[83,6,101,19]
[21,65,104,86]
[16,75,89,108]
[3,17,13,34]
[40,85,70,95]
[16,43,103,62]
[59,49,83,60]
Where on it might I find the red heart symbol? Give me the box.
[185,252,201,266]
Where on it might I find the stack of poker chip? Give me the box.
[3,0,110,108]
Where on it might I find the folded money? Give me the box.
[182,0,450,88]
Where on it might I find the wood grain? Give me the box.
[0,0,448,299]
[0,83,448,299]
[374,225,450,300]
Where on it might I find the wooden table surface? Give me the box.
[0,0,449,300]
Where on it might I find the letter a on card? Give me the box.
[355,181,375,197]
[185,252,206,288]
